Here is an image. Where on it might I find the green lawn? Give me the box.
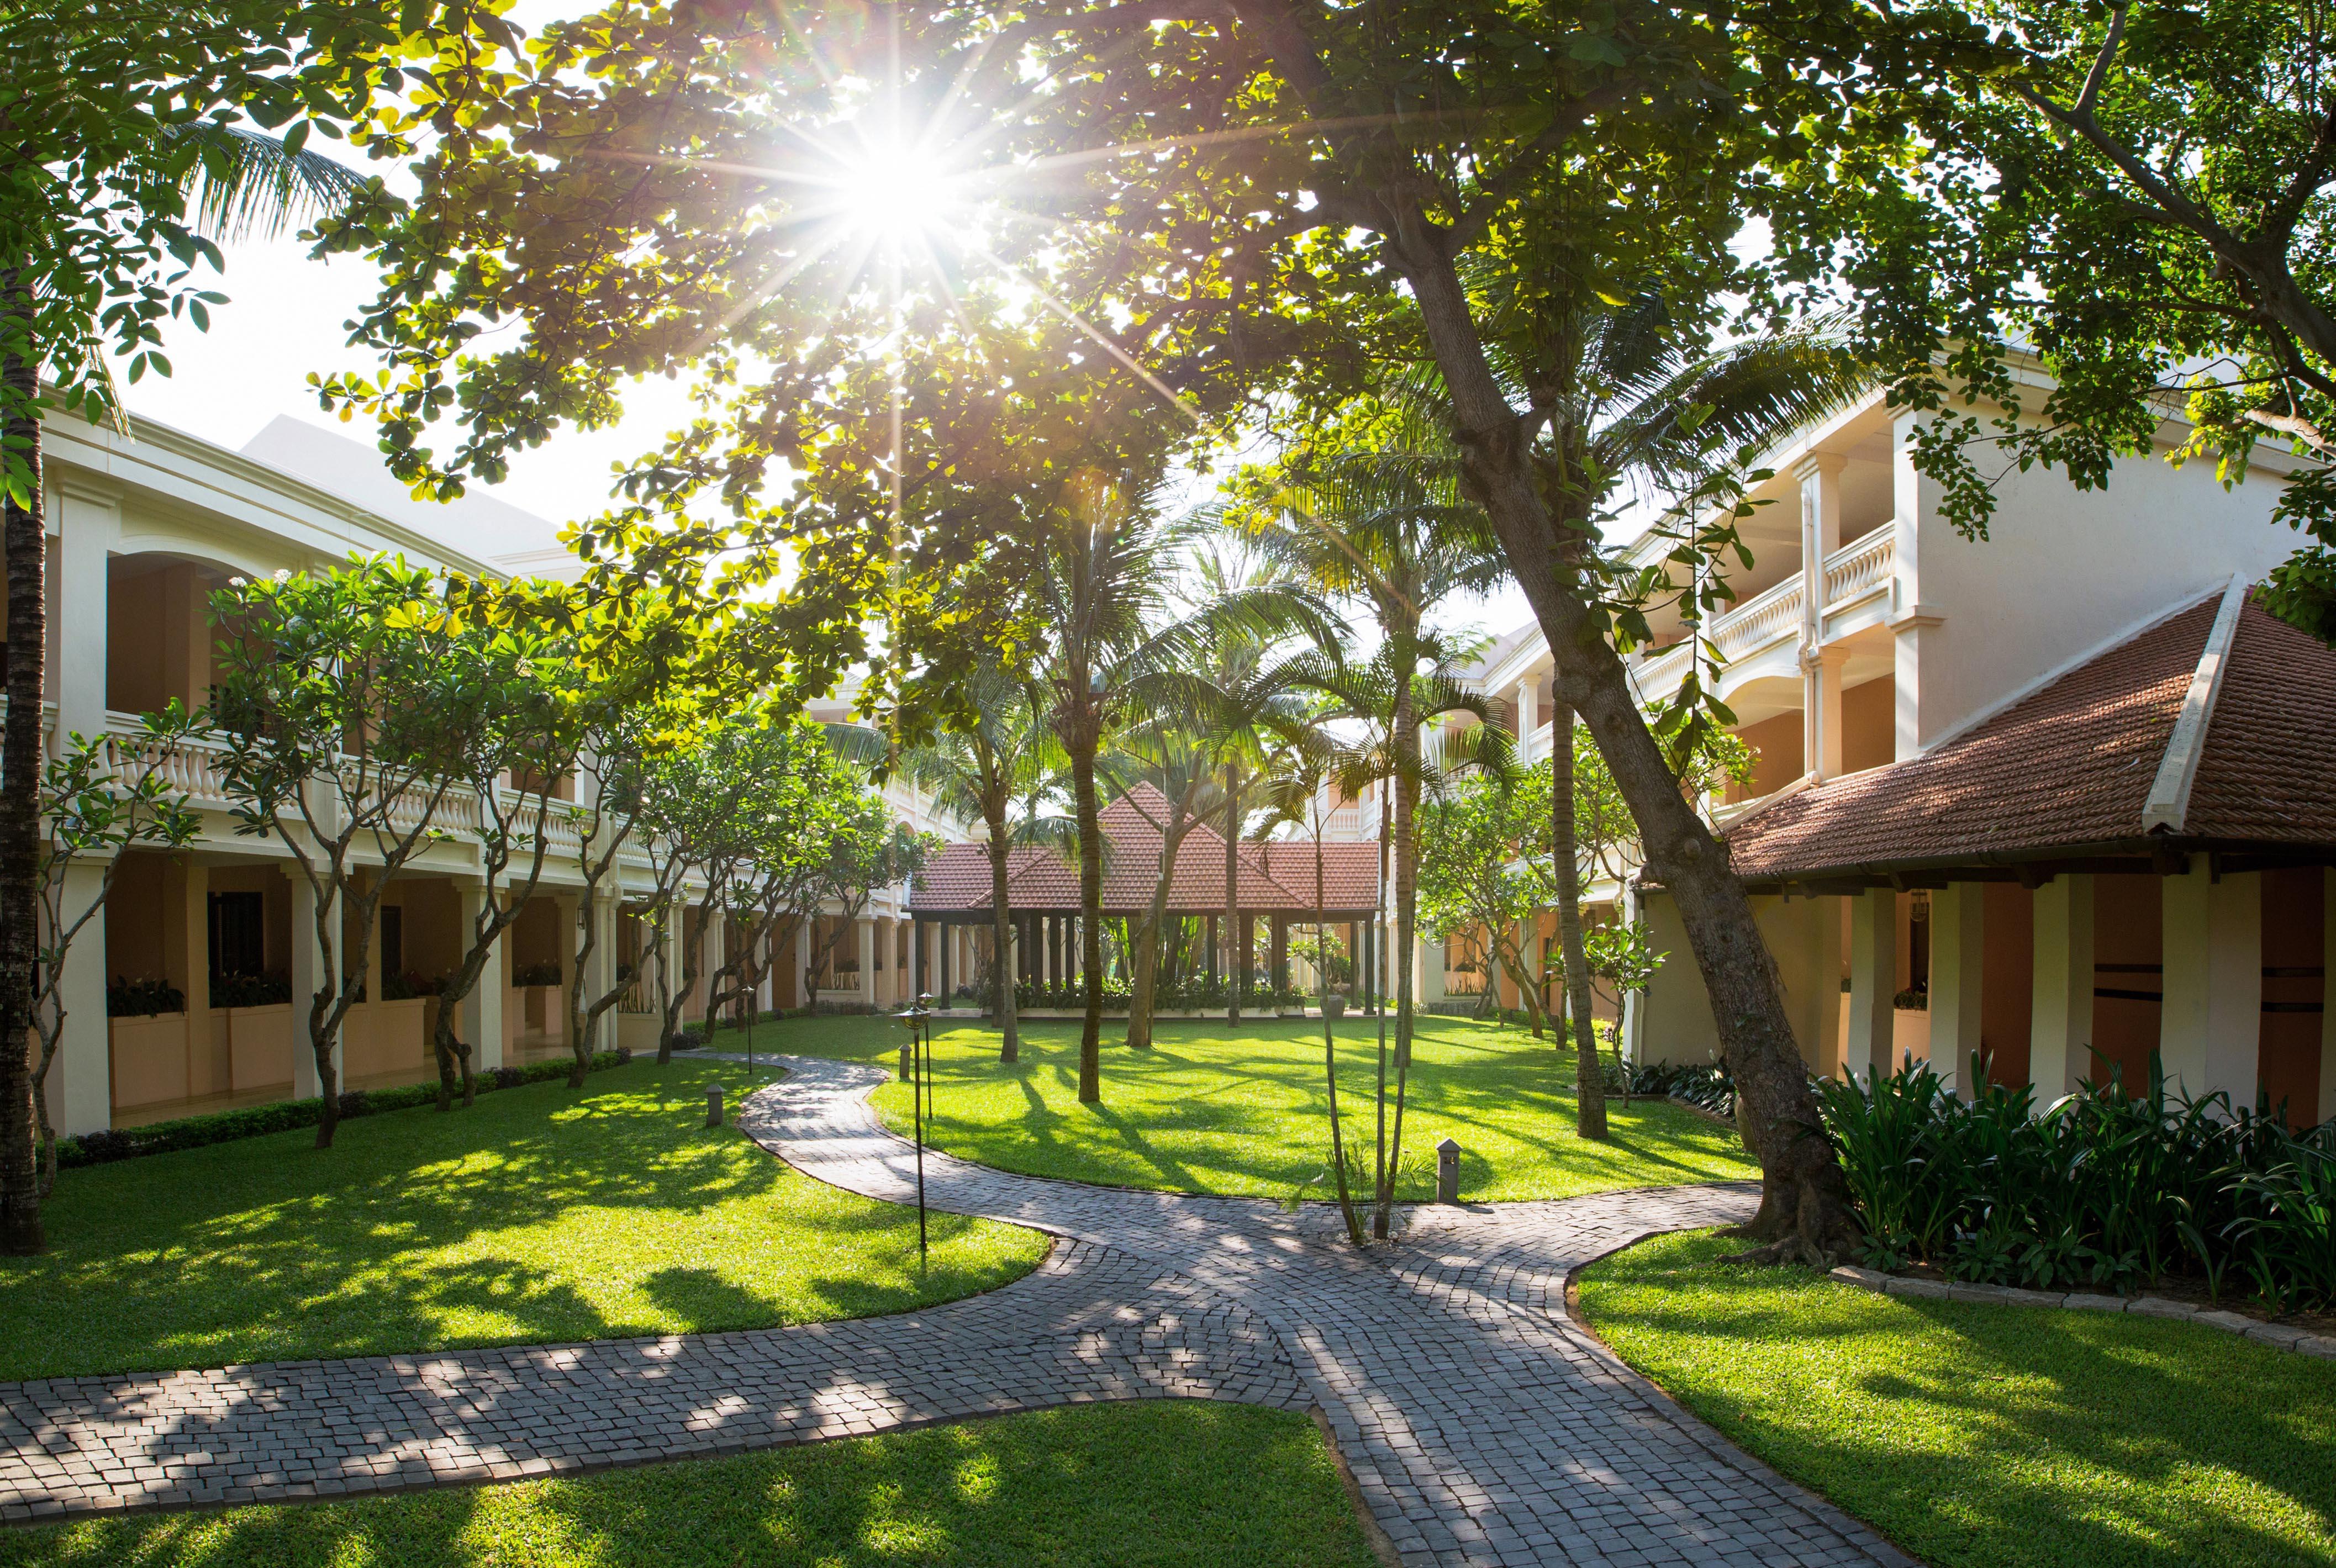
[707,1010,1755,1202]
[0,1402,1378,1568]
[1579,1231,2336,1568]
[0,1057,1045,1383]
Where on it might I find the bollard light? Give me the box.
[706,1085,725,1128]
[899,1042,913,1083]
[1436,1136,1461,1205]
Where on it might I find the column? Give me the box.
[857,916,877,1007]
[2162,857,2261,1103]
[913,918,927,1001]
[1890,409,1947,763]
[2322,869,2336,1124]
[1796,453,1844,780]
[700,904,726,1021]
[1514,675,1538,753]
[588,890,620,1025]
[1238,912,1256,998]
[289,874,340,1097]
[2029,874,2096,1099]
[1845,888,1896,1080]
[1928,882,1985,1095]
[794,915,814,1005]
[1417,931,1446,1004]
[51,863,111,1134]
[1206,914,1219,986]
[455,878,505,1071]
[1812,895,1845,1075]
[1271,916,1288,992]
[50,476,113,741]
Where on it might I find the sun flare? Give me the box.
[837,143,959,242]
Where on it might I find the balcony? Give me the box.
[1632,530,1897,704]
[100,710,592,853]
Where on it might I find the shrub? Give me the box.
[1818,1056,2336,1308]
[1632,1060,1736,1117]
[381,969,446,1001]
[106,976,184,1018]
[209,972,293,1009]
[53,1049,635,1169]
[512,961,563,986]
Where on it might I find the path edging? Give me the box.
[1827,1265,2336,1356]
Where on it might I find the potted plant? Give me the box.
[1323,990,1347,1020]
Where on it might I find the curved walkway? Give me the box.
[0,1054,1911,1567]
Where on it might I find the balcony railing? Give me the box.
[1630,531,1898,698]
[103,710,597,854]
[1823,527,1895,608]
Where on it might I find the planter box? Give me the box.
[224,1004,296,1091]
[109,1012,190,1109]
[344,997,431,1079]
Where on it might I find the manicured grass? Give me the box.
[709,1011,1756,1202]
[0,1058,1046,1383]
[1578,1230,2336,1568]
[0,1401,1378,1567]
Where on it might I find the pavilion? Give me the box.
[908,783,1384,1004]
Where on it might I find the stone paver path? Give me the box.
[0,1053,1911,1567]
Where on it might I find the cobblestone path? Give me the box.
[0,1053,1910,1567]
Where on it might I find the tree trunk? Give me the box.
[987,806,1019,1063]
[1,316,45,1255]
[1553,706,1608,1139]
[1224,762,1242,1024]
[303,887,342,1149]
[1378,671,1419,1240]
[1400,242,1855,1259]
[1126,910,1159,1048]
[1071,734,1104,1102]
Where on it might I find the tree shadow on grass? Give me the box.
[1589,1237,2336,1568]
[0,1059,1035,1382]
[0,1403,1379,1568]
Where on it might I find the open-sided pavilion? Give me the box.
[908,783,1385,1004]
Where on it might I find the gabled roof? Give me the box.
[1721,589,2336,885]
[911,781,1383,915]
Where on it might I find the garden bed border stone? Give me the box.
[1827,1264,2336,1358]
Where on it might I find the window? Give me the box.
[208,891,265,980]
[380,906,404,977]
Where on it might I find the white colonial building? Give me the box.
[33,408,948,1136]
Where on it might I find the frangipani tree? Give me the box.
[210,557,479,1148]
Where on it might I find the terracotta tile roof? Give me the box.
[911,780,1383,915]
[1721,591,2336,882]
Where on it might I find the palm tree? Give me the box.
[1183,545,1319,1025]
[1254,715,1366,1247]
[1036,472,1327,1104]
[1481,289,1865,1142]
[2,128,361,1256]
[1294,642,1503,1239]
[901,666,1058,1063]
[1099,722,1221,1049]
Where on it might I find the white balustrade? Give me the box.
[1711,576,1806,662]
[1822,529,1895,609]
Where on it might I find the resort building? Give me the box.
[35,409,940,1137]
[1444,377,2334,1123]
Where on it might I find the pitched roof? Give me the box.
[1720,590,2336,884]
[911,780,1383,915]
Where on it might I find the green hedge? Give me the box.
[57,1048,635,1169]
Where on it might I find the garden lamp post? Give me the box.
[898,995,935,1266]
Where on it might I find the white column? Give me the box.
[701,904,725,1023]
[1812,895,1845,1075]
[1846,888,1896,1079]
[1514,675,1538,754]
[457,879,505,1071]
[795,916,814,1002]
[1796,453,1844,781]
[857,916,877,1006]
[754,926,774,1011]
[50,476,114,741]
[1928,882,1985,1095]
[2162,858,2260,1104]
[2322,868,2336,1125]
[588,890,620,1021]
[2029,874,2095,1099]
[51,863,112,1134]
[1417,933,1445,1004]
[289,874,340,1098]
